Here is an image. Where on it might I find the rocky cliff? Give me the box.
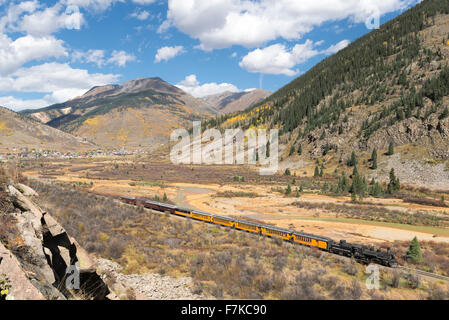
[0,181,113,300]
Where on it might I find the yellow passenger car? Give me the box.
[261,226,293,241]
[235,220,260,233]
[191,210,213,222]
[212,215,235,227]
[293,232,331,250]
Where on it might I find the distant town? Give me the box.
[0,147,148,161]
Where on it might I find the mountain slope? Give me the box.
[0,107,94,152]
[207,0,449,163]
[22,78,218,149]
[202,89,272,114]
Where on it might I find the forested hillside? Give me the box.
[206,0,449,162]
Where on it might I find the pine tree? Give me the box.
[289,145,295,156]
[387,168,400,193]
[297,144,302,155]
[348,151,357,167]
[406,236,423,264]
[266,140,271,158]
[352,165,358,177]
[439,107,449,120]
[371,148,378,169]
[285,168,291,176]
[338,171,349,193]
[314,166,320,177]
[319,167,324,177]
[286,184,292,195]
[387,142,395,156]
[163,193,168,202]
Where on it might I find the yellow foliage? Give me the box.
[0,121,8,131]
[98,232,109,242]
[446,40,449,46]
[383,41,388,46]
[223,103,272,128]
[83,117,99,126]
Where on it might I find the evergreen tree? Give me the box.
[387,142,395,156]
[319,167,324,177]
[266,140,271,158]
[285,168,291,176]
[348,151,358,167]
[387,168,400,193]
[352,165,358,177]
[406,236,423,264]
[370,182,383,198]
[314,166,320,178]
[439,107,449,120]
[163,193,168,202]
[286,184,292,195]
[289,145,295,156]
[338,171,349,193]
[297,144,302,155]
[371,148,378,169]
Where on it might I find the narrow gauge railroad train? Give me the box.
[120,196,398,267]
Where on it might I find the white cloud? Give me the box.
[131,10,150,20]
[239,41,319,76]
[132,0,156,5]
[0,34,68,75]
[0,62,120,110]
[322,39,351,55]
[239,39,352,76]
[0,1,39,33]
[72,49,135,67]
[176,74,239,98]
[65,0,125,12]
[72,49,106,67]
[0,95,49,110]
[16,3,85,36]
[154,45,185,63]
[107,50,136,67]
[161,0,418,50]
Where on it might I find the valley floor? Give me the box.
[20,157,449,247]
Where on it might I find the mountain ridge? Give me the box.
[202,89,272,114]
[205,0,449,160]
[20,77,218,149]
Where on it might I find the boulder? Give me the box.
[15,184,38,197]
[42,213,66,238]
[7,185,44,220]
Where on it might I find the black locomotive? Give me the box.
[329,240,397,267]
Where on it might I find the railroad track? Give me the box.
[397,266,449,282]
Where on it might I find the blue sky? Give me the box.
[0,0,420,111]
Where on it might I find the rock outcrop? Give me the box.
[1,183,112,300]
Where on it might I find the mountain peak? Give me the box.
[202,89,272,114]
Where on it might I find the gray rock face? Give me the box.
[15,184,38,197]
[3,183,112,300]
[0,242,45,300]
